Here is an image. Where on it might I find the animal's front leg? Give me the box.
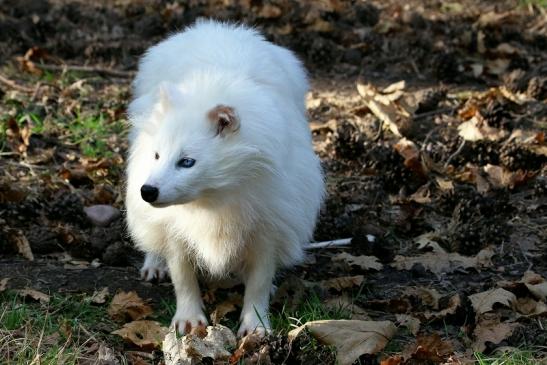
[140,252,169,282]
[166,254,207,334]
[238,250,275,337]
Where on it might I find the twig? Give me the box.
[0,73,34,93]
[444,139,466,168]
[36,63,135,78]
[305,238,352,249]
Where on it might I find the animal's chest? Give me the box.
[164,207,250,276]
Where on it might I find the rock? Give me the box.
[84,205,121,227]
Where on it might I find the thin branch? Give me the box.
[444,139,466,168]
[305,238,352,249]
[0,73,34,93]
[36,63,135,78]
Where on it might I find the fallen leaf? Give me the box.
[332,252,383,271]
[289,320,397,365]
[320,275,364,291]
[108,291,153,322]
[403,287,441,310]
[210,294,242,325]
[469,288,516,315]
[520,271,547,301]
[112,320,168,349]
[483,164,534,189]
[163,325,236,365]
[435,177,454,192]
[402,333,454,363]
[380,356,403,365]
[16,288,50,303]
[391,247,495,276]
[396,314,421,336]
[97,344,120,364]
[514,297,547,316]
[0,278,9,292]
[229,333,263,364]
[472,315,518,352]
[90,287,110,304]
[324,295,369,320]
[458,116,506,141]
[423,294,461,320]
[6,228,34,261]
[485,58,511,75]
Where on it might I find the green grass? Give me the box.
[475,349,546,365]
[67,112,126,158]
[0,290,120,364]
[520,0,547,7]
[270,292,351,333]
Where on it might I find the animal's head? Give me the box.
[130,75,274,207]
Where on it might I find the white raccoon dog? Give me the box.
[125,20,324,336]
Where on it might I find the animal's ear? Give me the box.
[158,82,182,112]
[207,105,240,136]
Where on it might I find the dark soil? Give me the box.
[1,0,546,364]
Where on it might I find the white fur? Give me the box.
[125,20,324,336]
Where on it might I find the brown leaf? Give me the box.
[288,320,397,365]
[403,287,441,310]
[521,271,547,301]
[16,288,50,303]
[112,320,168,349]
[332,252,383,271]
[472,315,518,352]
[391,247,495,276]
[229,333,263,364]
[210,294,242,325]
[163,325,236,365]
[402,334,454,363]
[469,288,516,315]
[6,228,34,261]
[108,291,153,322]
[514,297,547,316]
[483,164,535,189]
[458,117,507,141]
[423,294,461,320]
[396,314,421,336]
[320,275,364,291]
[90,287,110,304]
[380,356,403,365]
[0,278,10,292]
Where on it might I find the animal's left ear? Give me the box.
[207,105,240,137]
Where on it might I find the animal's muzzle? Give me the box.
[141,185,159,203]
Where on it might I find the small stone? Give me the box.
[84,205,121,227]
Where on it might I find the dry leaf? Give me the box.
[229,333,263,364]
[289,320,397,365]
[0,278,9,292]
[458,116,506,141]
[16,288,50,303]
[357,80,415,137]
[423,294,461,320]
[210,294,242,325]
[324,295,369,320]
[514,297,547,316]
[90,287,110,304]
[333,252,383,271]
[163,325,236,365]
[403,287,441,310]
[394,138,427,178]
[6,228,34,261]
[320,275,364,291]
[435,177,454,192]
[483,164,534,189]
[112,320,168,349]
[396,314,421,336]
[380,356,403,365]
[472,316,517,352]
[402,334,454,363]
[108,291,153,322]
[391,247,495,276]
[469,288,516,315]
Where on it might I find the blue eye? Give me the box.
[176,157,195,168]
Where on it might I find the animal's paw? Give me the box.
[172,308,208,335]
[140,254,169,282]
[237,311,271,338]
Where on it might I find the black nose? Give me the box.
[141,185,159,203]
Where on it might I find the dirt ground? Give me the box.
[1,0,546,364]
